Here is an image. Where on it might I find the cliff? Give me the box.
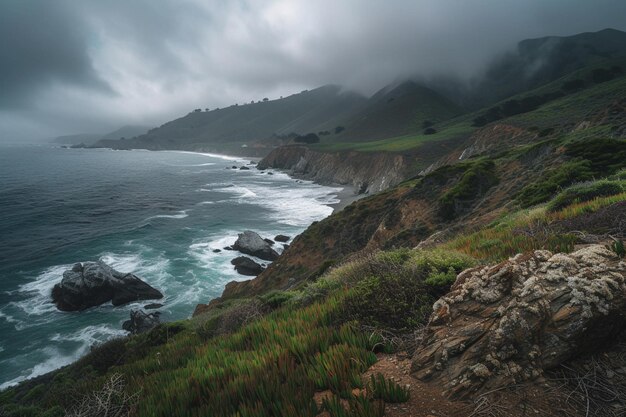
[257,145,415,194]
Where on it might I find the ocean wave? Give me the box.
[0,324,125,390]
[144,210,189,220]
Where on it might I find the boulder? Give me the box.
[122,309,161,334]
[231,256,265,276]
[144,303,163,310]
[239,166,250,170]
[264,238,275,245]
[232,231,279,261]
[411,245,626,399]
[274,234,291,242]
[51,261,163,311]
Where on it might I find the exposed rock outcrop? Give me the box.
[257,146,412,193]
[51,261,163,311]
[411,245,626,399]
[274,234,290,242]
[231,256,265,276]
[233,231,279,261]
[122,309,161,334]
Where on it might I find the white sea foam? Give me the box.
[100,250,170,294]
[12,264,69,318]
[145,210,189,220]
[0,324,125,390]
[167,150,245,163]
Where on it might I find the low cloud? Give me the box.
[1,0,625,141]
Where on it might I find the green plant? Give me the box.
[321,394,384,417]
[368,373,410,403]
[517,160,595,208]
[547,180,625,212]
[258,290,295,309]
[610,240,626,258]
[439,160,499,220]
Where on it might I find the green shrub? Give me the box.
[259,290,296,309]
[565,138,626,175]
[610,240,625,258]
[547,180,625,212]
[368,373,410,403]
[517,160,595,207]
[439,160,499,220]
[342,250,474,329]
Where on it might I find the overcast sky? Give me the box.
[1,0,626,142]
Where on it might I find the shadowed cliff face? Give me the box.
[257,146,413,193]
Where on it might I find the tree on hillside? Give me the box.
[263,98,269,102]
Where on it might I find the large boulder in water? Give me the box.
[51,261,163,311]
[411,245,626,399]
[232,231,279,261]
[231,256,265,276]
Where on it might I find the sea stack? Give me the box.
[51,261,163,311]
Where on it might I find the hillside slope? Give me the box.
[95,85,367,155]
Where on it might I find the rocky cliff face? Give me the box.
[411,245,626,399]
[257,146,414,193]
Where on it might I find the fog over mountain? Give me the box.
[1,0,626,142]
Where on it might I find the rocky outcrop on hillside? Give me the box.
[51,261,163,311]
[257,146,412,193]
[122,309,161,334]
[411,245,626,399]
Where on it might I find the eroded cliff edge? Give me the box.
[257,145,415,194]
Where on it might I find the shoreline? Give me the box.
[327,184,366,213]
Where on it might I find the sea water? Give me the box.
[0,144,341,388]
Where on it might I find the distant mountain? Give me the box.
[52,125,151,146]
[435,28,626,108]
[95,81,462,154]
[95,85,367,155]
[335,80,463,142]
[98,125,151,141]
[52,133,103,145]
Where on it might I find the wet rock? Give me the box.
[144,303,163,310]
[212,249,221,253]
[52,261,163,311]
[233,231,279,261]
[122,309,161,334]
[239,166,250,170]
[264,238,275,245]
[231,256,265,276]
[274,234,290,242]
[411,245,626,399]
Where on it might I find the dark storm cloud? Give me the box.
[1,0,626,141]
[0,1,111,109]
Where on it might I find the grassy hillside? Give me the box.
[95,85,367,155]
[434,28,626,109]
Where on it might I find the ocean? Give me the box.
[0,144,341,389]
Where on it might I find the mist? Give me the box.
[1,0,626,142]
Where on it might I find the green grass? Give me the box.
[517,138,626,208]
[438,159,499,220]
[4,249,473,417]
[312,123,473,153]
[547,179,625,212]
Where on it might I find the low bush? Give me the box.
[439,160,499,220]
[368,373,410,403]
[517,160,595,208]
[341,249,474,329]
[547,180,625,212]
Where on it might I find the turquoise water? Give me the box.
[0,144,341,389]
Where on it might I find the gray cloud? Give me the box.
[1,0,626,142]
